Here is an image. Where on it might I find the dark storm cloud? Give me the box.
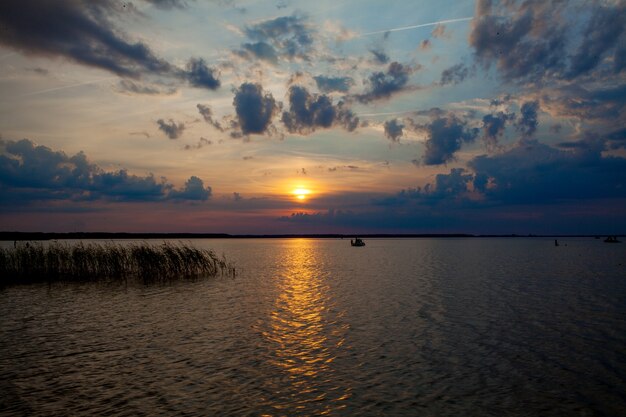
[313,76,354,93]
[157,119,185,139]
[233,83,278,135]
[184,58,220,90]
[515,101,539,138]
[469,140,626,204]
[369,49,389,64]
[440,63,469,86]
[281,86,359,133]
[0,0,172,79]
[196,104,224,132]
[383,119,404,142]
[242,14,314,61]
[482,111,515,150]
[418,114,479,165]
[356,62,414,103]
[0,139,211,202]
[394,139,626,206]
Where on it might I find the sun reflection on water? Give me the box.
[263,239,350,415]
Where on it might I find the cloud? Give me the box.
[232,82,278,135]
[568,4,626,78]
[168,176,211,200]
[383,119,404,142]
[540,83,626,124]
[393,168,473,204]
[469,0,567,84]
[469,0,626,85]
[281,86,359,133]
[237,42,279,64]
[157,119,185,139]
[0,139,211,203]
[0,1,223,92]
[515,100,539,138]
[117,79,177,95]
[144,0,189,9]
[328,165,360,172]
[369,49,389,64]
[418,113,479,165]
[469,139,626,204]
[184,137,212,150]
[482,111,515,150]
[603,128,626,150]
[0,0,172,79]
[313,75,354,93]
[440,63,469,85]
[356,62,415,103]
[242,14,314,61]
[184,58,220,90]
[394,137,626,207]
[196,104,224,131]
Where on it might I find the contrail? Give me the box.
[356,17,473,38]
[20,77,117,97]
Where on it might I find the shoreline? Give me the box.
[1,232,622,241]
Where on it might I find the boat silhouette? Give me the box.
[351,237,365,247]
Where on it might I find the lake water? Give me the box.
[1,238,625,416]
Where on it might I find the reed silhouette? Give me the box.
[1,241,234,283]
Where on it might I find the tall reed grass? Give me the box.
[0,241,235,283]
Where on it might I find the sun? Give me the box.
[292,187,311,201]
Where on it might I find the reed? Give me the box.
[0,241,235,283]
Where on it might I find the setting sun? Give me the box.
[292,188,311,201]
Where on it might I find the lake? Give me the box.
[1,238,625,416]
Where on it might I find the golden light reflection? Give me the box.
[263,239,350,415]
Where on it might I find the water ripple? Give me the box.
[1,238,625,416]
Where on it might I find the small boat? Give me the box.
[351,237,365,247]
[604,236,621,243]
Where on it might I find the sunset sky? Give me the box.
[1,0,625,234]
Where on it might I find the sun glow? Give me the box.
[292,188,311,201]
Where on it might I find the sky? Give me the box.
[0,0,625,234]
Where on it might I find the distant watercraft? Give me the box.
[351,238,365,247]
[604,236,621,243]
